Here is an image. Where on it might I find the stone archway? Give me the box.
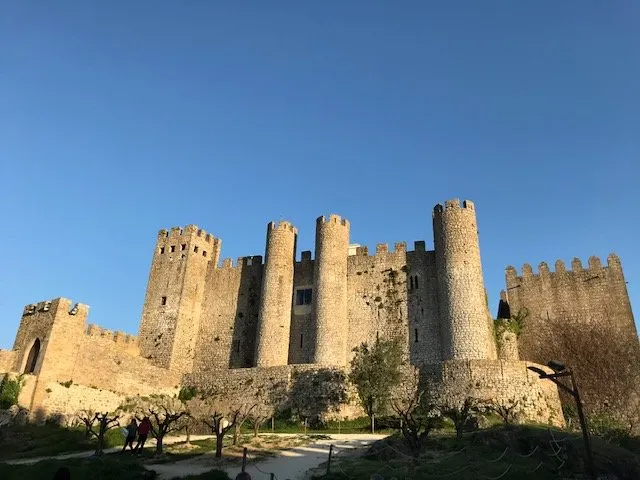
[24,338,41,374]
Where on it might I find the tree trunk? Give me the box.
[233,424,239,445]
[156,435,164,455]
[185,425,191,445]
[253,422,259,438]
[215,432,224,458]
[371,414,375,434]
[455,423,463,441]
[94,436,104,456]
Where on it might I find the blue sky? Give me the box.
[1,1,638,349]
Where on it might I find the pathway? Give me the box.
[147,434,387,480]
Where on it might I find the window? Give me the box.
[414,276,419,289]
[24,338,41,374]
[295,288,312,306]
[181,244,186,251]
[409,277,414,289]
[414,328,419,343]
[161,296,167,306]
[300,334,304,349]
[203,251,207,257]
[159,247,165,254]
[194,246,199,253]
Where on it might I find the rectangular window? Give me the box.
[161,296,167,306]
[181,244,186,251]
[203,251,207,257]
[194,246,199,253]
[170,245,176,253]
[159,247,165,254]
[414,328,419,343]
[300,334,303,349]
[295,288,312,305]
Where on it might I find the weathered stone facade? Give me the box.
[2,198,632,426]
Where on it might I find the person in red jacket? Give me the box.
[134,416,152,453]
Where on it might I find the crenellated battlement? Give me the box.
[21,298,88,318]
[268,221,297,234]
[433,198,475,215]
[506,254,621,279]
[158,225,218,245]
[316,214,350,228]
[219,255,263,269]
[350,240,428,258]
[86,324,138,345]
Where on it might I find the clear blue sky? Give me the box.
[1,1,638,349]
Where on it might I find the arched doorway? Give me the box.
[24,338,41,374]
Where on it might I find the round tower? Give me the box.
[254,221,297,367]
[312,214,350,366]
[433,199,497,360]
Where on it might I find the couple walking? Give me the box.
[122,416,152,453]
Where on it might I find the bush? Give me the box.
[0,374,24,409]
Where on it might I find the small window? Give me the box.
[414,276,419,289]
[181,244,186,251]
[409,277,414,290]
[194,246,199,253]
[170,245,176,253]
[295,288,312,305]
[300,334,303,349]
[203,251,207,257]
[159,247,165,254]
[414,328,419,343]
[161,296,167,306]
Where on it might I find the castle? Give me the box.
[0,198,636,426]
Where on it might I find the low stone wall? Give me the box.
[0,349,16,373]
[41,382,126,417]
[425,359,564,427]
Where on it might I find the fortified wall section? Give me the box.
[138,226,220,373]
[289,252,315,364]
[192,256,264,371]
[346,241,442,365]
[433,200,497,361]
[504,254,638,363]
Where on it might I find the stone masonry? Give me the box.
[1,198,633,425]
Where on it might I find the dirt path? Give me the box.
[147,434,386,480]
[4,434,214,466]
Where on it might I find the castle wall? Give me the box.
[346,242,442,365]
[138,226,220,373]
[312,215,350,366]
[255,222,297,367]
[288,253,315,364]
[192,256,263,371]
[505,254,638,363]
[0,349,16,372]
[433,200,497,361]
[426,360,564,427]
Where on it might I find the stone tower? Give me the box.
[254,221,297,367]
[138,225,221,373]
[312,214,350,365]
[433,199,496,360]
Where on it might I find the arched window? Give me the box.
[24,338,41,374]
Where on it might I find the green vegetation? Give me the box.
[349,337,405,433]
[315,426,640,480]
[0,454,231,480]
[0,374,25,409]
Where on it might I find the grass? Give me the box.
[0,423,125,460]
[312,425,640,480]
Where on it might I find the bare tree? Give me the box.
[120,395,188,455]
[390,366,440,458]
[439,396,482,440]
[483,397,522,427]
[78,410,120,455]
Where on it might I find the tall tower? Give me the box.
[138,225,221,373]
[312,214,350,365]
[433,199,497,360]
[254,221,297,367]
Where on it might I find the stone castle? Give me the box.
[0,198,636,426]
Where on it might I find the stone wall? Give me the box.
[192,256,263,371]
[41,382,125,417]
[0,349,16,372]
[505,254,638,363]
[289,254,315,364]
[346,242,441,366]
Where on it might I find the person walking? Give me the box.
[122,418,138,453]
[134,416,152,453]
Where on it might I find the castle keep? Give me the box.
[2,198,635,425]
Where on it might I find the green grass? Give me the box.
[313,425,640,480]
[0,451,231,480]
[0,423,125,460]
